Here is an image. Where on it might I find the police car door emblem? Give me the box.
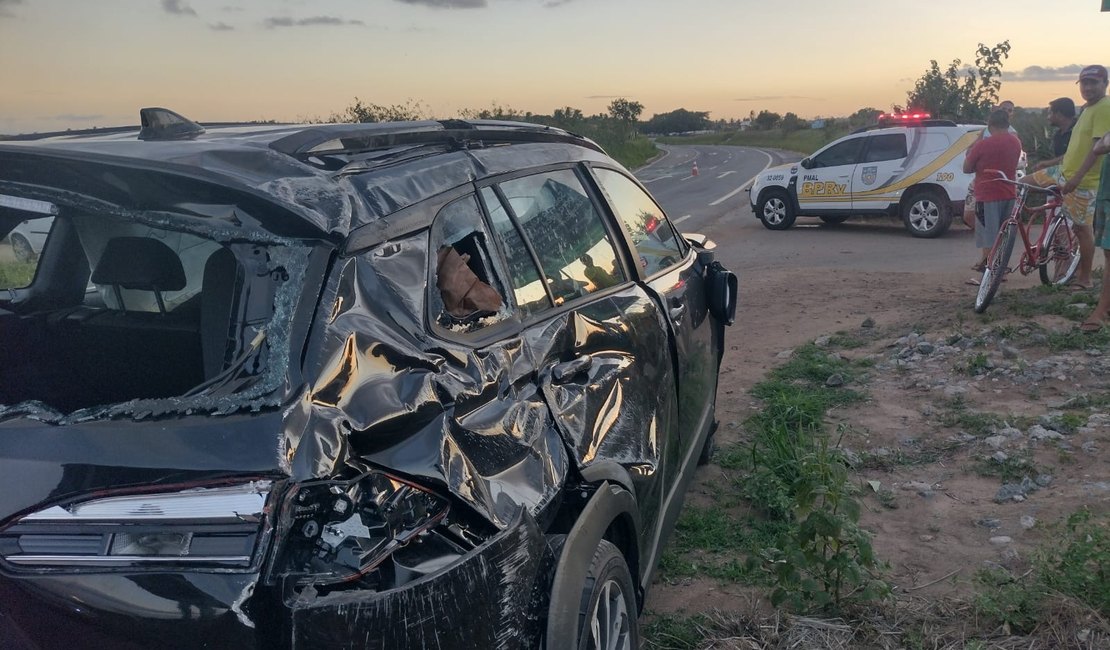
[861,166,877,186]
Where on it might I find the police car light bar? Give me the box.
[880,112,932,121]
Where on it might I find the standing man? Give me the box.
[1080,131,1110,331]
[965,109,1022,279]
[1032,97,1077,172]
[1026,65,1110,290]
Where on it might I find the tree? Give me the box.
[847,107,882,129]
[551,106,584,127]
[780,112,808,133]
[457,103,528,120]
[904,41,1011,122]
[641,108,712,134]
[329,97,427,123]
[753,110,781,130]
[607,98,643,125]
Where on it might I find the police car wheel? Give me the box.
[757,191,796,230]
[902,189,951,238]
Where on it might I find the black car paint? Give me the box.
[0,120,730,648]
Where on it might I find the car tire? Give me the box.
[901,189,951,238]
[819,215,849,225]
[756,190,796,230]
[9,233,36,264]
[576,540,639,650]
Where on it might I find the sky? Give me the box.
[1,0,1109,134]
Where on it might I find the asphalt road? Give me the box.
[636,144,981,276]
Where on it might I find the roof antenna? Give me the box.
[138,107,206,141]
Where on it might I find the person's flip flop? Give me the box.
[1079,320,1104,333]
[966,278,981,286]
[1068,283,1092,292]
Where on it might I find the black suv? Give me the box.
[0,109,736,649]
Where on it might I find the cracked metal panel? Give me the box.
[301,235,568,527]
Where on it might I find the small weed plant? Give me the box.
[742,347,888,612]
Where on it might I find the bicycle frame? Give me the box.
[974,178,1079,313]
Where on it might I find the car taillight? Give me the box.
[0,482,271,569]
[272,471,450,588]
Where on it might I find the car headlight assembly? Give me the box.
[272,471,461,593]
[0,481,272,571]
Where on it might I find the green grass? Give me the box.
[657,127,847,155]
[601,133,660,169]
[973,453,1039,482]
[0,260,35,288]
[974,509,1110,635]
[642,613,708,650]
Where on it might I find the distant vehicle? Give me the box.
[748,113,985,238]
[5,216,52,262]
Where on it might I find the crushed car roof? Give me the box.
[0,113,614,238]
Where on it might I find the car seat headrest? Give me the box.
[91,237,186,292]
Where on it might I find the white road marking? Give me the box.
[641,175,673,184]
[673,214,692,224]
[709,150,774,206]
[680,175,694,181]
[717,171,737,179]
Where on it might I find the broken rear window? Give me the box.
[0,194,311,422]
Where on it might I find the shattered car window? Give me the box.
[429,195,511,332]
[496,170,624,306]
[0,198,309,421]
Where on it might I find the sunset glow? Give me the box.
[2,0,1108,134]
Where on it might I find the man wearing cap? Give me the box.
[1026,64,1110,290]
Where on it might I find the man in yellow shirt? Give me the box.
[1027,64,1110,289]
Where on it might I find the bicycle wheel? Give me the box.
[974,222,1017,313]
[1038,217,1081,286]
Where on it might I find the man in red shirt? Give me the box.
[964,109,1023,280]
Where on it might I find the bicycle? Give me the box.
[973,176,1081,313]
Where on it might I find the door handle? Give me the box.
[552,354,593,383]
[669,304,687,323]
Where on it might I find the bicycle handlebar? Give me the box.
[984,170,1060,195]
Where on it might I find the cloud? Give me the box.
[161,0,197,16]
[733,95,820,102]
[208,22,235,31]
[1002,64,1110,82]
[394,0,488,8]
[264,15,365,28]
[0,0,23,18]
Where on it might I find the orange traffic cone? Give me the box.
[692,161,699,176]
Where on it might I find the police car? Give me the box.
[749,113,984,238]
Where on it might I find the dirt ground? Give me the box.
[645,263,1110,644]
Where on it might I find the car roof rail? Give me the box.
[267,120,604,159]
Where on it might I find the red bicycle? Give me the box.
[974,177,1081,313]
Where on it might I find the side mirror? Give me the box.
[705,262,737,326]
[800,157,812,169]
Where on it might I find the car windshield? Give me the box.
[0,193,311,422]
